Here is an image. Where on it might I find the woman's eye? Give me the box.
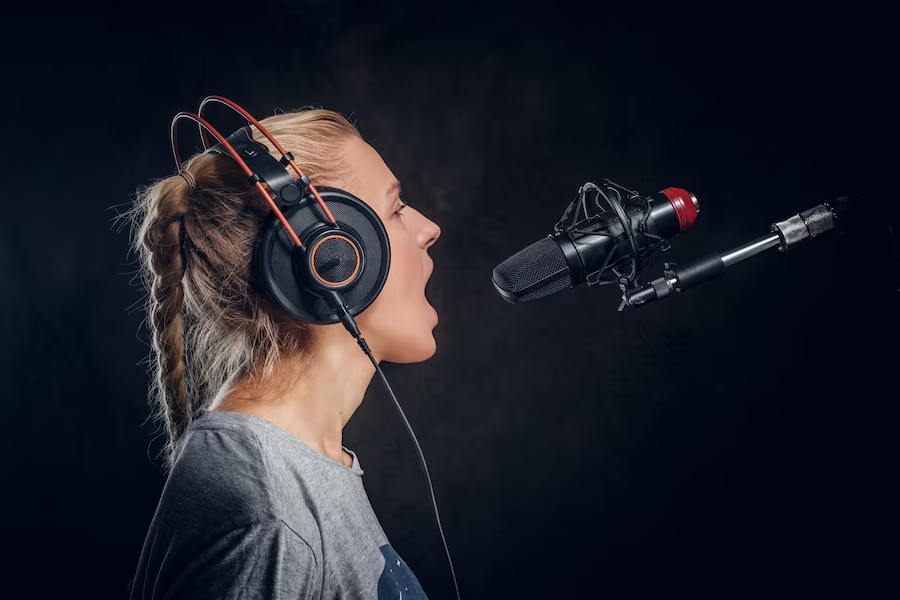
[394,195,409,217]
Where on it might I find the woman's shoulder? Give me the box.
[178,411,268,470]
[159,413,280,526]
[134,416,324,597]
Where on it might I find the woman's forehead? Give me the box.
[341,137,398,210]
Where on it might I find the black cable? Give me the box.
[355,335,462,600]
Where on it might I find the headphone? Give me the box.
[169,96,462,600]
[171,95,389,350]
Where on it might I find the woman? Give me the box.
[127,107,441,599]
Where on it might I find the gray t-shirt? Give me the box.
[129,409,428,599]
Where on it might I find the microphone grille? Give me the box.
[492,235,572,302]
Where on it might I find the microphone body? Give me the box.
[492,180,699,303]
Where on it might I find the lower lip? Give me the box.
[428,302,438,324]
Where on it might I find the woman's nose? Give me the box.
[420,220,441,249]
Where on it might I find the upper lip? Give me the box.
[424,258,434,287]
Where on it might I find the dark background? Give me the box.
[1,1,896,598]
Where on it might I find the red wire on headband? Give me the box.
[170,111,304,248]
[196,95,338,226]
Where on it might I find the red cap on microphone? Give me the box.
[661,187,700,231]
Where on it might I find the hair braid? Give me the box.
[144,175,193,468]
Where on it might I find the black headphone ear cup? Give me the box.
[255,187,391,325]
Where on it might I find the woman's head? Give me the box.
[127,108,440,470]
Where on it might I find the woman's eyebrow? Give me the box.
[385,179,402,201]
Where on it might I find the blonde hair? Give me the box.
[122,108,361,471]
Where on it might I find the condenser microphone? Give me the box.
[492,179,700,303]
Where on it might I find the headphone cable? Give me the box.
[353,331,462,600]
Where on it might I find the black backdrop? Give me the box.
[1,1,896,598]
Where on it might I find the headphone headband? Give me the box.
[206,125,306,210]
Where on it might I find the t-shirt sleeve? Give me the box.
[162,520,320,600]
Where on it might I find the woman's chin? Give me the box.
[392,331,437,364]
[414,331,438,361]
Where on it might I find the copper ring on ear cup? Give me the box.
[309,234,362,287]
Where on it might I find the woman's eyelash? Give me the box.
[395,193,409,216]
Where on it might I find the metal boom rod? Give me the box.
[622,198,851,309]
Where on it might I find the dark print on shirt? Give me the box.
[377,544,428,599]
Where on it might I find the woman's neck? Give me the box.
[215,324,377,467]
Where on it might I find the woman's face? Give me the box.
[338,136,441,363]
